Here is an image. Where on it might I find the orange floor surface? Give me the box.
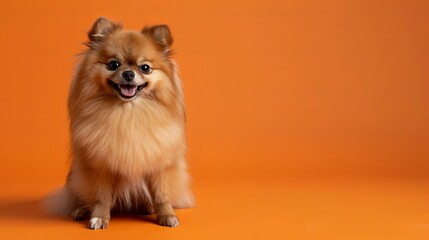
[0,0,428,239]
[1,176,428,239]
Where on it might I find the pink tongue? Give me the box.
[120,85,137,97]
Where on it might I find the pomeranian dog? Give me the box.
[44,17,194,229]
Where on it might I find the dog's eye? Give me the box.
[107,60,120,71]
[140,64,152,74]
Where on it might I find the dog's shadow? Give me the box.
[0,198,66,223]
[0,198,158,228]
[0,199,45,219]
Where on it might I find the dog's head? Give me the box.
[76,17,180,105]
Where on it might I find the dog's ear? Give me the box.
[142,25,173,53]
[87,17,122,46]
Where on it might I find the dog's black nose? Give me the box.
[122,70,135,82]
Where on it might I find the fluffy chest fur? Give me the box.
[70,98,186,177]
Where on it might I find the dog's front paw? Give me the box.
[88,217,109,230]
[158,215,179,227]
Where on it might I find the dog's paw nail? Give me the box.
[88,217,109,230]
[158,215,179,227]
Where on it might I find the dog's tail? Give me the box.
[43,187,74,216]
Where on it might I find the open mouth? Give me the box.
[108,80,148,99]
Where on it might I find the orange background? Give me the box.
[0,0,428,239]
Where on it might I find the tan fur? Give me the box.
[44,17,194,229]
